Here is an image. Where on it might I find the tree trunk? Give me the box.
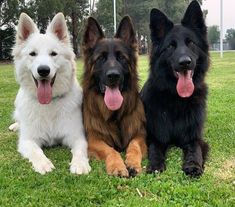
[0,32,3,60]
[71,10,78,57]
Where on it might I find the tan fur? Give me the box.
[82,16,147,177]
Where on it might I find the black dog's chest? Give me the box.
[150,96,202,145]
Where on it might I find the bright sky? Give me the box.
[202,0,235,36]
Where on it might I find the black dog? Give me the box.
[141,0,209,177]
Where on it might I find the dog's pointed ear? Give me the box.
[115,16,137,48]
[181,0,207,37]
[16,13,38,44]
[46,13,69,44]
[150,9,173,45]
[83,17,104,49]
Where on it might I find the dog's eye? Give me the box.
[29,51,37,56]
[167,42,176,50]
[97,55,106,62]
[116,53,126,62]
[186,38,195,46]
[50,51,57,56]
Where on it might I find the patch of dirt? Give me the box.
[215,158,235,181]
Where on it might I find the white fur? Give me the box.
[11,13,91,175]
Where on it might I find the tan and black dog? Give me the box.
[82,16,146,177]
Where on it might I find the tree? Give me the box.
[225,28,235,50]
[0,0,26,60]
[0,0,22,27]
[63,0,89,57]
[208,26,220,45]
[94,0,123,37]
[0,28,15,60]
[124,0,155,53]
[29,0,64,33]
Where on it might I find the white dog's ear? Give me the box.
[17,13,38,44]
[47,13,69,44]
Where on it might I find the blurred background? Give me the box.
[0,0,234,60]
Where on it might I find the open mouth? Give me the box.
[33,74,56,104]
[103,85,123,111]
[174,70,195,98]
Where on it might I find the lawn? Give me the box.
[0,52,234,206]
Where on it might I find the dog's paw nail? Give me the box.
[32,158,55,175]
[9,123,19,132]
[127,167,138,177]
[70,160,91,175]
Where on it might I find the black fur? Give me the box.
[141,0,209,177]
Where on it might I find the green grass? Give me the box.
[0,52,234,206]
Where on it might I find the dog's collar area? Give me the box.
[52,94,66,101]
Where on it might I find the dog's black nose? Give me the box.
[106,69,120,83]
[37,65,50,77]
[179,56,192,68]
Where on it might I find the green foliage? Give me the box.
[208,25,220,45]
[225,28,235,50]
[0,0,89,58]
[0,53,234,206]
[154,0,188,23]
[94,0,123,37]
[125,0,155,53]
[29,0,64,32]
[0,0,22,27]
[0,28,15,60]
[0,0,26,60]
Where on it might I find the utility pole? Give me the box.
[220,0,223,58]
[113,0,117,33]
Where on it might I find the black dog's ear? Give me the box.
[181,0,207,37]
[150,8,173,45]
[83,17,104,49]
[115,16,137,48]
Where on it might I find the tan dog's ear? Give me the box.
[16,13,38,44]
[115,16,137,48]
[83,17,104,49]
[46,13,69,44]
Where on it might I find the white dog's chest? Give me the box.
[15,88,82,147]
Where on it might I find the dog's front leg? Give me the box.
[125,136,147,177]
[88,136,129,177]
[18,139,55,174]
[146,142,168,174]
[182,139,208,177]
[69,137,91,175]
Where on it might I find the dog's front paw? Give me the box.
[32,158,55,175]
[183,162,203,178]
[125,160,142,177]
[106,160,129,177]
[146,162,166,174]
[9,122,19,132]
[70,159,91,175]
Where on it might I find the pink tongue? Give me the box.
[37,80,52,104]
[104,86,123,111]
[176,71,194,98]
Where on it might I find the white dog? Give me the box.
[10,12,91,175]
